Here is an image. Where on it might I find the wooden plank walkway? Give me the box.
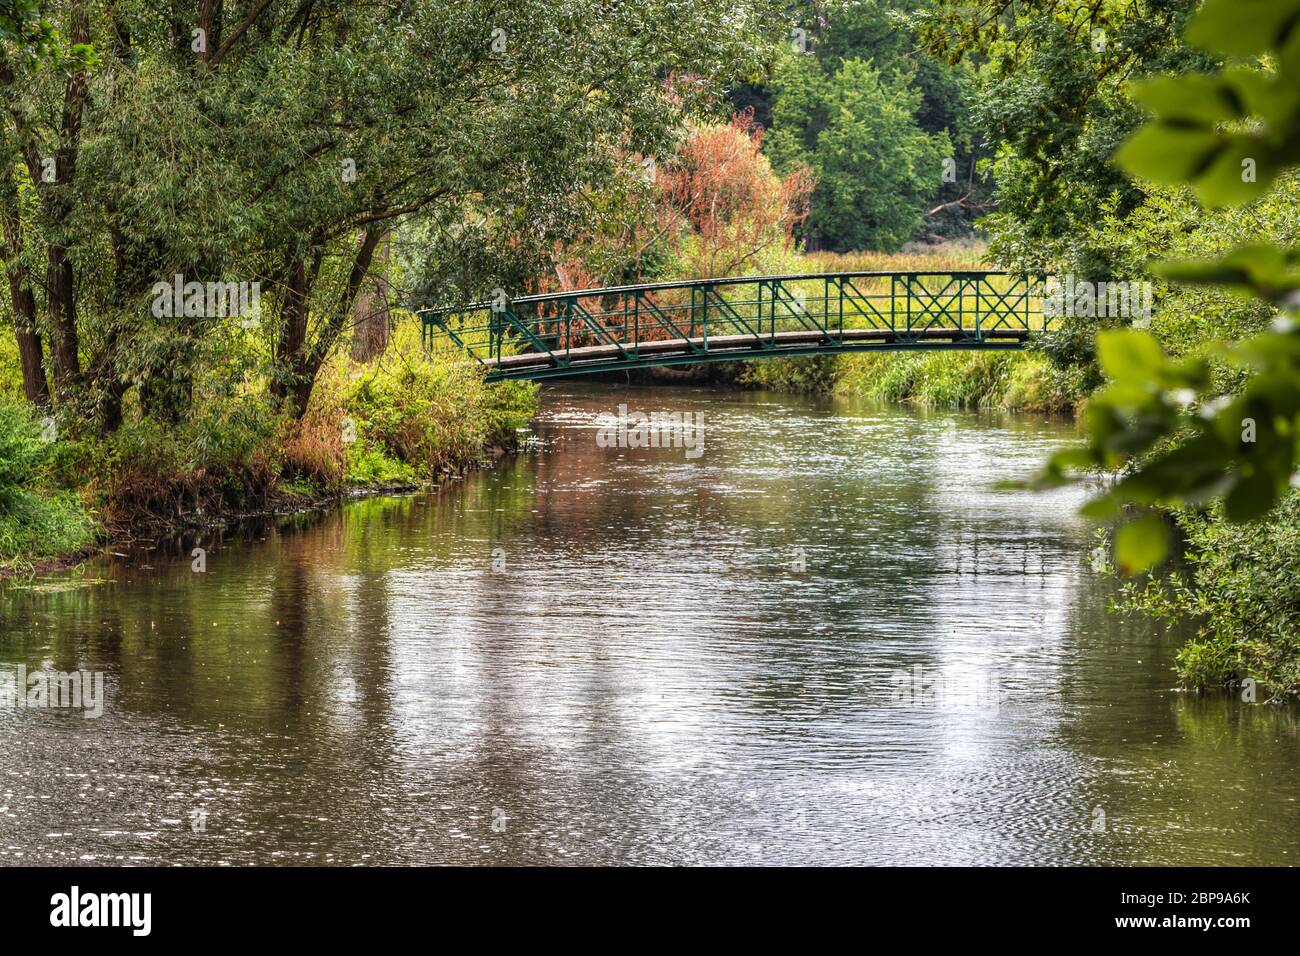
[491,325,1030,373]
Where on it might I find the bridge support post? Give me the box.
[959,277,966,340]
[564,299,572,365]
[701,283,709,350]
[835,277,845,342]
[888,275,898,334]
[905,274,913,337]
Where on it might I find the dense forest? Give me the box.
[2,0,1298,697]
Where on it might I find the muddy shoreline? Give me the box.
[2,443,519,581]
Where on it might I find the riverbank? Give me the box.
[735,350,1088,414]
[708,246,1090,415]
[0,323,538,576]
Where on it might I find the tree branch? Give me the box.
[207,0,276,69]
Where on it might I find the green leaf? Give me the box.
[1115,514,1170,575]
[1049,447,1095,470]
[1156,246,1300,302]
[1114,125,1222,186]
[1096,330,1166,384]
[1079,496,1120,520]
[1128,75,1246,124]
[1224,469,1281,521]
[1224,69,1300,127]
[1192,139,1279,207]
[1186,0,1300,60]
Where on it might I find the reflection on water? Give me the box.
[1,384,1298,865]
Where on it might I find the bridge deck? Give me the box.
[491,325,1029,376]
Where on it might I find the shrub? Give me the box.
[0,490,99,571]
[345,446,415,486]
[0,399,98,570]
[281,411,347,489]
[90,395,282,529]
[325,320,537,480]
[1116,493,1300,698]
[0,399,50,504]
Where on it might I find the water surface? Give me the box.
[2,384,1297,865]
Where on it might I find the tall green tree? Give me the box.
[919,0,1210,275]
[738,0,976,252]
[0,0,779,425]
[767,54,949,252]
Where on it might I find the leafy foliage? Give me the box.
[91,395,284,528]
[657,110,815,278]
[530,110,815,292]
[0,394,45,502]
[336,324,535,481]
[0,0,53,61]
[1115,493,1300,697]
[0,398,96,569]
[1,0,781,423]
[810,0,986,241]
[920,0,1211,275]
[767,54,950,251]
[1031,0,1300,574]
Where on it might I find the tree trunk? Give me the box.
[41,0,90,398]
[0,166,49,406]
[46,245,81,389]
[98,376,128,432]
[276,229,382,418]
[10,287,48,406]
[270,254,312,411]
[350,231,390,361]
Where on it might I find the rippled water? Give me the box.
[2,383,1298,866]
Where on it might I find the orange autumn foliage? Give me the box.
[657,108,814,279]
[520,109,816,349]
[535,108,815,297]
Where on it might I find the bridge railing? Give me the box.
[421,271,1047,379]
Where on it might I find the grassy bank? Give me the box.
[737,350,1087,414]
[0,401,99,572]
[0,321,536,574]
[730,247,1089,414]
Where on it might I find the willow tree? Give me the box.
[0,0,780,424]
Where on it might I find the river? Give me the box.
[2,383,1298,865]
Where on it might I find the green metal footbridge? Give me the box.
[420,271,1047,382]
